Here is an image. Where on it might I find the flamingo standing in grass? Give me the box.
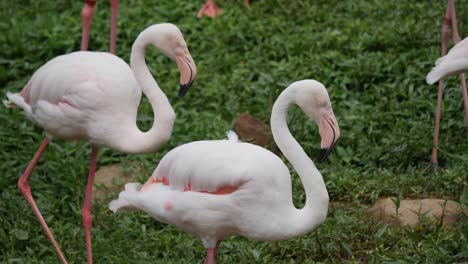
[427,0,468,165]
[4,23,196,264]
[197,0,250,18]
[110,80,340,264]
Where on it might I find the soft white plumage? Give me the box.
[110,80,340,264]
[4,23,197,264]
[426,37,468,84]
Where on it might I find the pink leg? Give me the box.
[18,138,68,264]
[448,0,468,127]
[109,0,119,54]
[81,0,96,51]
[82,145,99,264]
[204,240,221,264]
[204,248,216,264]
[197,0,222,18]
[431,3,451,165]
[243,0,250,7]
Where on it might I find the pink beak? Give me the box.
[318,112,340,163]
[175,52,197,97]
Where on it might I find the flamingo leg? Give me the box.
[431,0,468,164]
[82,145,99,264]
[81,0,96,51]
[197,0,222,18]
[448,0,468,127]
[431,2,452,165]
[243,0,250,7]
[17,137,69,264]
[109,0,119,54]
[204,240,221,264]
[204,248,216,264]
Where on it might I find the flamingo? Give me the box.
[197,0,250,18]
[427,0,468,165]
[81,0,119,53]
[110,79,340,264]
[4,23,197,264]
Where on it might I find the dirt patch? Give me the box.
[93,162,145,202]
[370,197,466,228]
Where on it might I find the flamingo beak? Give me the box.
[176,51,197,97]
[317,111,340,163]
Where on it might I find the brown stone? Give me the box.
[233,113,280,155]
[93,162,144,201]
[370,197,465,228]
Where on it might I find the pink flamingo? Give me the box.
[110,80,340,264]
[4,23,196,264]
[197,0,250,18]
[427,0,468,165]
[81,0,119,53]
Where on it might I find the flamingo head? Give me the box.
[295,80,340,163]
[148,23,197,97]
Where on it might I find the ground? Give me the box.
[0,0,467,263]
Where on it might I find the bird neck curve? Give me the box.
[116,27,176,154]
[270,84,329,237]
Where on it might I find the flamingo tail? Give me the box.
[426,59,468,84]
[109,183,143,213]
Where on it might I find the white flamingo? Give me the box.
[4,23,196,264]
[110,80,340,264]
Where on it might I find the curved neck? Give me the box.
[270,86,329,236]
[117,28,176,154]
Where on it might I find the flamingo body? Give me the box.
[7,52,140,144]
[427,37,468,84]
[111,132,293,246]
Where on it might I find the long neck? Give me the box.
[116,29,176,154]
[270,86,329,236]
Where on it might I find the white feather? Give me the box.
[426,59,468,84]
[109,183,143,213]
[225,130,238,141]
[426,37,468,84]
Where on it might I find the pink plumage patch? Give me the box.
[53,99,76,108]
[19,82,32,104]
[143,177,239,195]
[163,201,173,211]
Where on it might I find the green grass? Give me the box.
[1,0,467,263]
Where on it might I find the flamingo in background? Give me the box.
[81,0,119,53]
[4,23,197,264]
[427,0,468,165]
[197,0,250,18]
[110,80,340,264]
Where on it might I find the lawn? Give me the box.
[0,0,467,263]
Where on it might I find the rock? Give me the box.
[93,163,143,201]
[233,113,280,155]
[370,197,465,228]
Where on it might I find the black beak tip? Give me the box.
[317,148,329,163]
[178,83,190,97]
